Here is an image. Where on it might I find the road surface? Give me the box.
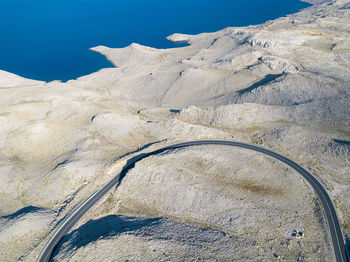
[37,140,348,262]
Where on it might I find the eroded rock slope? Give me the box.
[0,0,349,261]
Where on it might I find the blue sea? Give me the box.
[0,0,309,82]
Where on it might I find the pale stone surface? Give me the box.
[77,146,332,261]
[0,207,54,261]
[0,70,44,87]
[0,0,349,261]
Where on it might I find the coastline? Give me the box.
[0,0,318,82]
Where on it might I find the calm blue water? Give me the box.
[0,0,309,82]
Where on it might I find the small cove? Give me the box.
[0,0,310,82]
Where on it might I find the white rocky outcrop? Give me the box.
[0,70,44,87]
[0,0,349,261]
[0,207,54,261]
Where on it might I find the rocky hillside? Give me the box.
[0,0,349,261]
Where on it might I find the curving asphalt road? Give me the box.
[37,140,348,262]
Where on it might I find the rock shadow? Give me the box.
[237,73,284,95]
[57,214,229,258]
[115,139,167,162]
[169,109,180,114]
[61,215,162,251]
[332,139,350,146]
[0,206,46,220]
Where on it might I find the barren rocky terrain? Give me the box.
[0,0,349,261]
